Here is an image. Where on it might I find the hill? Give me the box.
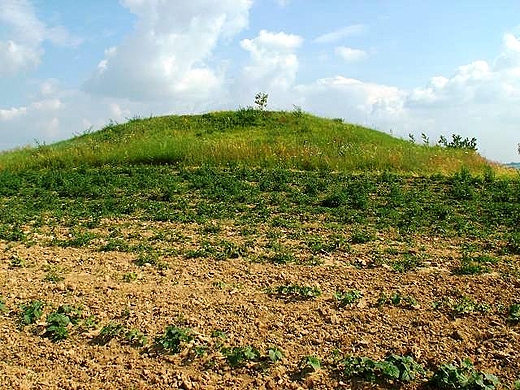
[0,110,519,389]
[0,110,503,174]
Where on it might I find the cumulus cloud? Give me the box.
[335,46,368,62]
[84,0,253,102]
[295,76,405,127]
[313,25,367,44]
[0,0,81,76]
[239,30,303,98]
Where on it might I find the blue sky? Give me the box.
[1,0,520,162]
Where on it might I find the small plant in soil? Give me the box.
[122,272,137,282]
[378,292,419,309]
[20,300,44,325]
[342,354,425,384]
[9,255,26,268]
[508,304,520,323]
[270,284,321,300]
[268,347,284,363]
[57,305,83,323]
[78,315,97,332]
[123,328,147,347]
[430,359,499,389]
[211,329,227,349]
[155,325,193,354]
[350,229,375,244]
[300,355,321,373]
[433,296,491,316]
[391,253,423,273]
[43,265,64,283]
[334,289,362,306]
[222,345,261,367]
[505,232,520,255]
[0,296,6,313]
[452,296,491,316]
[98,322,125,344]
[45,312,71,341]
[97,322,147,346]
[453,252,497,275]
[134,252,168,269]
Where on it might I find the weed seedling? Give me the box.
[392,253,423,273]
[98,322,125,344]
[342,354,425,384]
[134,252,168,269]
[45,312,71,341]
[20,300,44,325]
[9,256,26,268]
[508,304,520,323]
[122,272,138,282]
[43,265,64,283]
[334,290,362,306]
[452,296,490,316]
[57,305,83,324]
[350,230,375,244]
[300,355,321,373]
[223,345,261,367]
[431,359,499,389]
[378,292,418,309]
[124,328,147,347]
[155,325,193,354]
[271,284,321,300]
[268,347,284,363]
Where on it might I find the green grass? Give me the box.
[0,110,504,175]
[0,165,519,262]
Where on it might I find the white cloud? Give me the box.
[295,76,405,126]
[237,30,303,105]
[84,0,253,102]
[335,46,368,62]
[0,0,81,76]
[313,25,367,44]
[0,106,28,121]
[0,40,42,75]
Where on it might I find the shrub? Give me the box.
[438,134,478,151]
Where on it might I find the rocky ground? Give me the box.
[1,218,519,389]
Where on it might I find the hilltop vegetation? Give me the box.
[0,109,502,175]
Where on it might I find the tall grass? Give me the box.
[0,110,506,175]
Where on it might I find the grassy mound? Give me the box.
[0,110,501,174]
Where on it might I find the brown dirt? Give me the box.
[1,220,519,389]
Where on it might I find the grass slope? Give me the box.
[0,110,501,174]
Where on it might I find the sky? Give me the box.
[1,0,520,162]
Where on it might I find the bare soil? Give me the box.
[1,219,519,389]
